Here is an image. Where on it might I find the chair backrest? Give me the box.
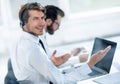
[4,58,19,84]
[7,58,13,71]
[5,58,33,84]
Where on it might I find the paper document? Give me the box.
[93,72,120,84]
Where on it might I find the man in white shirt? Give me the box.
[41,5,89,67]
[11,2,111,84]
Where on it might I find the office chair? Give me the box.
[4,58,19,84]
[4,58,33,84]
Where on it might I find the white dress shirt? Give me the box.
[11,31,91,84]
[40,30,86,68]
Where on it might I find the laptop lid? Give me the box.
[91,37,117,73]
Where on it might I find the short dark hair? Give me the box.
[45,5,65,22]
[19,2,45,28]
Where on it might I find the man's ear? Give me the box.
[46,19,52,25]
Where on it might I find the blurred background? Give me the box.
[0,0,120,83]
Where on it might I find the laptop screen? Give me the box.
[91,37,117,73]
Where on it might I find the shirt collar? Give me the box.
[22,31,40,44]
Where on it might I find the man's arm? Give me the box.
[50,45,111,68]
[58,51,89,68]
[51,47,88,68]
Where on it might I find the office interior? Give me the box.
[0,0,120,84]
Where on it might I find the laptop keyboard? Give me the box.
[88,67,108,77]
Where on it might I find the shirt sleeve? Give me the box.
[58,56,80,68]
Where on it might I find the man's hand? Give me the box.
[71,48,82,56]
[87,45,111,68]
[79,51,89,63]
[50,50,71,66]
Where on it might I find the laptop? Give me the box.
[88,37,117,78]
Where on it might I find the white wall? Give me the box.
[47,10,120,46]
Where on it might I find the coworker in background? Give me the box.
[11,2,111,84]
[40,5,89,67]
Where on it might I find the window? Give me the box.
[9,0,58,20]
[69,0,120,13]
[0,5,3,25]
[47,0,120,46]
[10,0,27,20]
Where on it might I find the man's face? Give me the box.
[47,15,62,35]
[25,10,45,36]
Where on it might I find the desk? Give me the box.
[77,76,100,84]
[77,49,120,84]
[77,71,120,84]
[55,36,120,84]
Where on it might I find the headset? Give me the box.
[19,3,30,28]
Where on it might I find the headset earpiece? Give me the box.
[20,20,23,28]
[19,3,30,28]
